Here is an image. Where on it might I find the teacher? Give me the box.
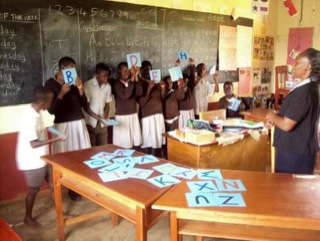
[266,48,320,174]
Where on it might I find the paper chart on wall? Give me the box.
[219,25,237,71]
[237,26,252,68]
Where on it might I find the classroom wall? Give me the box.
[275,0,320,66]
[0,0,278,202]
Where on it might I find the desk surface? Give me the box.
[153,170,320,230]
[240,108,272,122]
[42,145,172,208]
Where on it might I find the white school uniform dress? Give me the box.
[113,80,142,149]
[141,113,166,149]
[193,78,211,115]
[178,109,195,129]
[83,77,113,128]
[16,105,48,171]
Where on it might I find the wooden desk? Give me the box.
[240,108,272,123]
[41,145,173,241]
[153,170,320,241]
[166,133,269,172]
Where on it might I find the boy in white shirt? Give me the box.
[16,86,66,228]
[84,63,113,146]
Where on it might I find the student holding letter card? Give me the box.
[176,58,195,128]
[218,81,245,118]
[45,56,91,201]
[138,60,166,157]
[266,48,320,174]
[113,62,143,149]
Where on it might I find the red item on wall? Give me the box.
[283,0,298,17]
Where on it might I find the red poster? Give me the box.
[287,27,314,65]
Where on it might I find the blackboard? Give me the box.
[0,0,252,106]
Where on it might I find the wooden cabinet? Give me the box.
[275,65,290,110]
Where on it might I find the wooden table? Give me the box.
[41,145,174,241]
[153,170,320,241]
[240,108,272,123]
[166,133,269,172]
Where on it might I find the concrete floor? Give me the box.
[0,189,235,241]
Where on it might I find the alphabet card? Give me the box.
[197,169,223,180]
[91,152,115,162]
[152,163,178,174]
[170,167,197,180]
[185,192,216,207]
[113,149,135,157]
[47,127,65,138]
[133,155,159,165]
[98,163,123,173]
[187,181,218,193]
[178,50,189,60]
[126,52,142,68]
[168,66,183,82]
[126,168,154,180]
[213,193,246,207]
[83,159,112,169]
[149,69,161,83]
[214,180,246,192]
[112,157,135,165]
[147,174,180,188]
[98,171,127,182]
[62,68,77,85]
[100,119,118,126]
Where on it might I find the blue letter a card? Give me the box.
[62,68,77,85]
[147,174,180,188]
[133,155,159,165]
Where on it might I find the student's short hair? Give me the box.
[58,57,76,69]
[163,76,171,84]
[196,63,205,69]
[223,81,233,88]
[95,63,110,75]
[117,62,128,70]
[141,60,152,68]
[32,86,53,104]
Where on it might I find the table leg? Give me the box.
[195,236,203,241]
[170,212,179,241]
[52,168,65,241]
[111,213,119,227]
[136,207,147,241]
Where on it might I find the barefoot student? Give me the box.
[16,87,66,228]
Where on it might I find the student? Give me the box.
[138,60,166,157]
[16,87,66,228]
[266,48,320,174]
[84,63,113,146]
[163,76,185,131]
[218,81,246,118]
[45,56,90,201]
[113,62,143,149]
[193,63,219,119]
[177,59,195,128]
